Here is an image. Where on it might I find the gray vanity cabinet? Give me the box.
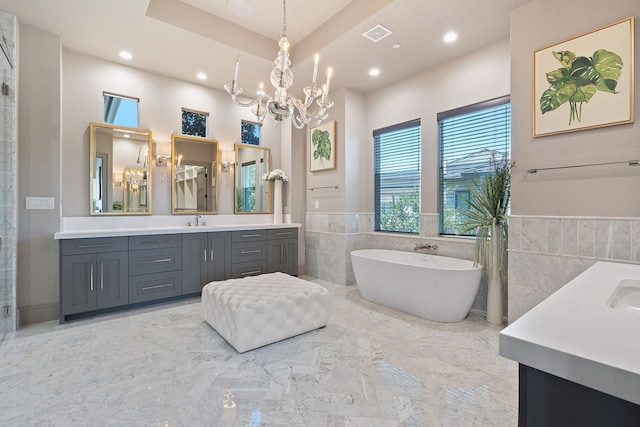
[60,237,129,319]
[267,229,298,276]
[59,227,298,322]
[230,230,269,278]
[128,235,183,303]
[182,232,231,294]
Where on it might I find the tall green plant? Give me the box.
[458,157,511,281]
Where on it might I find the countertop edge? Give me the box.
[54,223,302,239]
[499,332,640,405]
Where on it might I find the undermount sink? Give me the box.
[607,279,640,314]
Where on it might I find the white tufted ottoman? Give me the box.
[201,272,330,353]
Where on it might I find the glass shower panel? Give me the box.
[0,12,17,335]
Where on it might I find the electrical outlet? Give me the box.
[315,200,319,209]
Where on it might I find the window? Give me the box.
[182,108,209,137]
[374,119,421,234]
[439,96,510,236]
[103,92,139,128]
[241,120,261,145]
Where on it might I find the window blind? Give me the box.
[374,119,421,233]
[438,96,510,236]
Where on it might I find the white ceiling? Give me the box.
[0,0,530,96]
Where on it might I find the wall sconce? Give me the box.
[221,150,235,172]
[156,155,169,167]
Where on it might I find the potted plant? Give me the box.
[458,156,511,324]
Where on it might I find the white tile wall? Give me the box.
[508,215,640,322]
[0,11,17,334]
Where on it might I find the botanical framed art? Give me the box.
[533,17,634,137]
[310,120,336,172]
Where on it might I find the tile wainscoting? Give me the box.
[305,213,491,314]
[508,215,640,322]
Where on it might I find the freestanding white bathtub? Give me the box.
[351,249,482,322]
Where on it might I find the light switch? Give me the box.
[26,197,55,210]
[315,200,319,209]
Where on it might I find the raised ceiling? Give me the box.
[0,0,530,95]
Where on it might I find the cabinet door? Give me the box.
[182,233,208,294]
[61,254,97,315]
[281,238,298,276]
[96,252,129,309]
[207,232,231,283]
[268,239,298,275]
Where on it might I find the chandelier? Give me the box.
[224,0,334,129]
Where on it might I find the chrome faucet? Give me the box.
[195,215,201,226]
[414,243,438,251]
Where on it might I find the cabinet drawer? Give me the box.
[231,260,269,279]
[231,230,267,243]
[129,247,182,275]
[129,271,182,303]
[129,234,181,250]
[61,237,128,255]
[268,228,298,240]
[231,241,268,263]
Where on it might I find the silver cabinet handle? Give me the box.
[210,249,214,261]
[240,270,261,276]
[140,239,170,245]
[275,232,293,236]
[204,249,207,262]
[240,249,261,254]
[241,234,261,238]
[78,244,111,249]
[100,262,104,290]
[142,283,173,291]
[141,258,172,264]
[90,263,94,291]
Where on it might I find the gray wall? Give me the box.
[507,0,640,321]
[511,0,640,217]
[17,24,61,325]
[61,50,282,217]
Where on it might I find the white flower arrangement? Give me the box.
[262,169,289,183]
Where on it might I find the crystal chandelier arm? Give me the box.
[224,82,264,108]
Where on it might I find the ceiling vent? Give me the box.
[362,24,393,43]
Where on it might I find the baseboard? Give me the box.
[17,303,59,327]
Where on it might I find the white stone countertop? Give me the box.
[54,223,301,239]
[499,261,640,405]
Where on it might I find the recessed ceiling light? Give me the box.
[196,72,207,80]
[226,0,255,18]
[119,51,133,60]
[392,43,401,49]
[443,31,458,43]
[369,68,381,77]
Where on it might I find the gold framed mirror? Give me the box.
[234,143,271,214]
[171,134,219,214]
[89,122,152,215]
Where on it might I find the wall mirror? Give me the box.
[172,134,219,214]
[234,143,271,214]
[90,122,152,215]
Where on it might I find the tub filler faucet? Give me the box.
[414,243,438,251]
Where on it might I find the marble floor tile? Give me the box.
[0,276,518,426]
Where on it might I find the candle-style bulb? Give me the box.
[312,53,319,84]
[233,54,240,83]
